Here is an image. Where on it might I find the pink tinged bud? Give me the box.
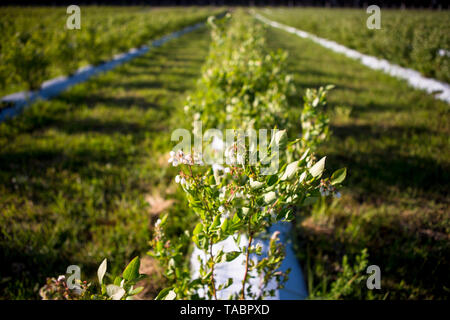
[270,231,281,241]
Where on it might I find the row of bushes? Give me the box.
[260,8,450,83]
[0,7,219,95]
[149,12,347,300]
[40,11,348,300]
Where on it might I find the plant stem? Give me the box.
[209,243,218,300]
[241,232,254,300]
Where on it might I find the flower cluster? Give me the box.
[169,150,204,167]
[319,179,341,198]
[39,275,87,300]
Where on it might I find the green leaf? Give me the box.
[160,213,169,226]
[280,160,299,180]
[331,167,347,185]
[155,287,175,300]
[220,218,229,233]
[211,215,221,230]
[193,222,203,236]
[309,156,326,178]
[122,256,140,281]
[224,278,233,289]
[225,251,241,262]
[97,258,107,285]
[129,286,144,296]
[266,174,278,186]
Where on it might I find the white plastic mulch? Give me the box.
[190,222,308,300]
[254,13,450,104]
[0,22,203,122]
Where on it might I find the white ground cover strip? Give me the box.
[0,22,203,122]
[255,13,450,104]
[190,222,308,300]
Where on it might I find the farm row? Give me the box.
[149,12,347,300]
[261,14,449,299]
[258,8,450,83]
[0,15,213,299]
[37,11,350,300]
[0,7,448,300]
[0,7,220,96]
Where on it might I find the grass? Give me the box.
[258,8,450,83]
[0,6,218,96]
[263,22,449,299]
[0,26,211,299]
[1,8,448,300]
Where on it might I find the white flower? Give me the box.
[224,167,231,174]
[155,219,162,228]
[237,152,245,165]
[211,136,224,151]
[168,150,179,167]
[194,152,204,165]
[57,275,65,282]
[212,163,224,171]
[175,175,181,183]
[218,206,225,213]
[180,177,186,185]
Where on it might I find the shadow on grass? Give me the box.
[266,25,450,299]
[0,28,210,299]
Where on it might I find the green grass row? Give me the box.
[0,25,212,299]
[258,8,450,83]
[0,7,219,96]
[263,21,449,299]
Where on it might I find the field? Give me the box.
[263,23,449,299]
[0,7,218,96]
[258,8,450,82]
[0,7,449,300]
[0,8,215,299]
